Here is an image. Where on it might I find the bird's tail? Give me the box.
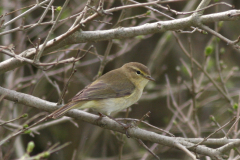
[49,102,77,119]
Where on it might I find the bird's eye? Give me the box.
[136,70,141,75]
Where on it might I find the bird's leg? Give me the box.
[95,112,131,138]
[94,112,105,126]
[98,112,105,118]
[104,114,131,138]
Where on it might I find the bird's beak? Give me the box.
[145,75,155,81]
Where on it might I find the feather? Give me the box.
[50,68,135,119]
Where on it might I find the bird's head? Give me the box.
[122,62,155,88]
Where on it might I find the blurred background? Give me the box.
[1,0,240,159]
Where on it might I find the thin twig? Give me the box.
[116,118,174,137]
[214,8,231,99]
[165,2,233,15]
[225,94,240,138]
[34,0,70,62]
[43,71,61,99]
[1,0,50,29]
[188,116,236,149]
[136,111,151,126]
[165,74,198,136]
[173,32,233,105]
[0,115,50,146]
[57,50,80,105]
[96,40,113,78]
[137,139,160,160]
[0,113,28,126]
[57,46,91,105]
[210,115,227,136]
[175,142,197,160]
[189,36,201,137]
[1,48,88,67]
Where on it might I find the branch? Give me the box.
[0,0,50,29]
[0,9,240,74]
[1,86,240,158]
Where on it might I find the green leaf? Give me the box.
[27,141,35,153]
[146,10,151,15]
[24,130,32,134]
[233,103,238,110]
[22,113,28,118]
[210,115,215,121]
[56,6,62,12]
[42,152,50,158]
[23,124,29,128]
[205,45,213,56]
[180,65,189,76]
[202,30,208,34]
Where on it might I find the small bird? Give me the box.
[50,62,154,119]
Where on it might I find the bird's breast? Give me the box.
[84,88,143,115]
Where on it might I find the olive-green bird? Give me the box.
[50,62,154,119]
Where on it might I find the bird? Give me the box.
[50,62,154,119]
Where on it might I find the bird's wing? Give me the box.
[71,79,135,102]
[51,80,135,119]
[50,71,136,119]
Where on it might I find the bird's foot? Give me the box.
[123,123,133,138]
[104,114,132,138]
[95,112,106,127]
[96,113,132,138]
